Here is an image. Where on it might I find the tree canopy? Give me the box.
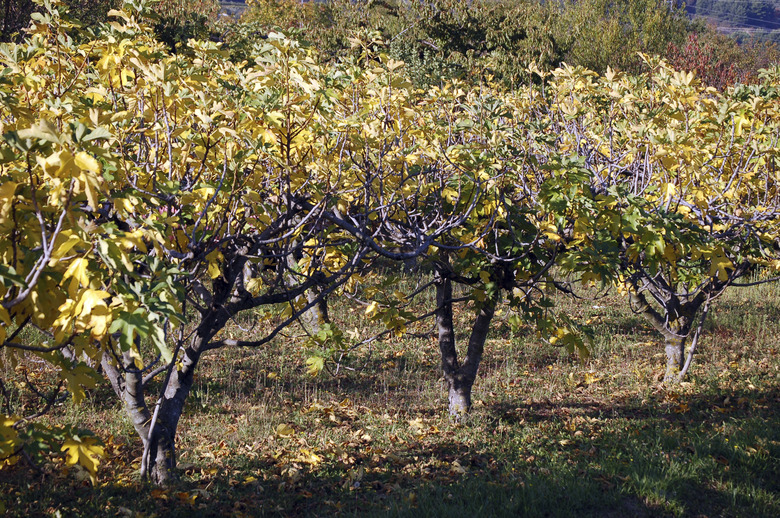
[2,0,780,490]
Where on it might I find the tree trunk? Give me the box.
[145,342,201,484]
[629,292,697,383]
[302,284,329,335]
[436,269,459,412]
[435,266,496,416]
[101,351,171,481]
[146,422,177,486]
[102,326,208,485]
[663,333,686,383]
[285,249,329,335]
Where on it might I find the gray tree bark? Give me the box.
[102,313,225,484]
[302,284,329,335]
[435,266,496,415]
[285,247,330,336]
[629,291,697,383]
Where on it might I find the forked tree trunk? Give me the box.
[145,343,202,484]
[629,292,697,383]
[435,268,496,415]
[102,325,211,485]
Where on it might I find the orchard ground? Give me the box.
[1,274,779,517]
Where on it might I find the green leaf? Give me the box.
[0,264,26,288]
[83,127,112,141]
[109,311,153,351]
[149,324,173,364]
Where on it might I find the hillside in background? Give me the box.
[685,0,780,41]
[688,0,777,28]
[221,0,780,44]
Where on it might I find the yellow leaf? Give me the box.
[113,197,135,215]
[276,423,294,437]
[0,181,17,225]
[74,152,100,174]
[305,356,324,377]
[49,232,85,266]
[450,460,467,475]
[85,304,112,340]
[176,492,197,505]
[120,68,135,88]
[61,435,104,484]
[38,150,73,178]
[206,250,223,279]
[663,244,677,263]
[661,182,676,201]
[245,277,263,295]
[296,448,322,465]
[710,250,732,282]
[674,403,690,413]
[392,290,408,303]
[61,363,100,405]
[62,258,90,298]
[365,301,379,318]
[75,289,111,318]
[1,415,21,465]
[80,171,100,210]
[584,372,601,385]
[734,115,749,137]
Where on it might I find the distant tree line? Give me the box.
[1,0,219,48]
[688,0,779,30]
[229,0,779,89]
[2,0,778,88]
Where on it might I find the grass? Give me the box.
[1,275,779,517]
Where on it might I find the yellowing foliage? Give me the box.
[2,0,780,483]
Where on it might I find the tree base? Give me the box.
[448,386,471,416]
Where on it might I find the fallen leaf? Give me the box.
[276,423,294,437]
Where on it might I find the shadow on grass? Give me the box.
[5,384,778,517]
[0,444,655,518]
[479,386,780,518]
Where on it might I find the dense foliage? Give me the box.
[237,0,777,89]
[1,0,779,497]
[0,0,220,46]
